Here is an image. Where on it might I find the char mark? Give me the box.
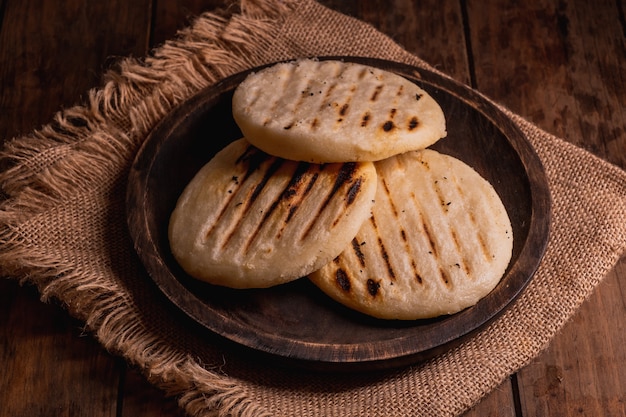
[335,268,351,292]
[361,112,371,127]
[467,203,494,262]
[382,121,394,132]
[248,158,284,205]
[370,85,383,101]
[412,260,423,284]
[301,162,361,239]
[222,157,285,250]
[319,162,357,211]
[374,232,395,281]
[250,162,318,245]
[235,145,260,165]
[381,177,399,217]
[440,269,452,288]
[346,177,362,205]
[207,147,273,243]
[351,238,366,267]
[367,279,381,297]
[299,163,358,241]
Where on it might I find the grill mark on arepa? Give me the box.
[450,229,471,277]
[381,177,399,217]
[286,72,321,130]
[414,159,445,259]
[319,83,337,111]
[434,165,472,277]
[399,226,425,285]
[248,158,284,206]
[218,151,285,249]
[446,168,494,264]
[285,167,320,223]
[361,112,371,127]
[299,162,360,241]
[319,62,348,112]
[335,268,351,292]
[243,84,263,111]
[242,162,315,250]
[235,144,258,165]
[417,200,438,258]
[430,174,451,213]
[385,170,425,285]
[264,65,297,124]
[377,236,395,280]
[367,279,381,297]
[408,117,419,131]
[412,191,452,287]
[266,162,316,240]
[335,97,353,126]
[350,238,366,267]
[326,163,359,208]
[421,158,472,284]
[412,260,423,284]
[203,146,267,241]
[380,108,398,133]
[469,211,492,261]
[440,268,453,289]
[369,216,396,281]
[345,177,363,206]
[370,84,384,101]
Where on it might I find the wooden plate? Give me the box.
[126,57,551,372]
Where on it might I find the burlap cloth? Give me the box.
[1,1,625,416]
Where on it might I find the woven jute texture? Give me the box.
[1,1,626,416]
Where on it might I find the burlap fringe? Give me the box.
[0,1,296,416]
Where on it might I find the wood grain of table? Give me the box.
[1,1,624,416]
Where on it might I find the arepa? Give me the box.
[168,139,377,289]
[232,59,447,163]
[309,149,513,320]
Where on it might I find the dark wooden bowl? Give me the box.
[126,57,551,372]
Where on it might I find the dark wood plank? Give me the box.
[466,0,626,169]
[151,0,228,47]
[0,0,153,416]
[463,378,519,417]
[466,0,626,416]
[0,0,151,140]
[0,282,119,417]
[517,257,626,416]
[120,366,186,417]
[321,0,471,84]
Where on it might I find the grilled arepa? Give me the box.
[309,149,513,320]
[232,59,447,163]
[168,139,377,289]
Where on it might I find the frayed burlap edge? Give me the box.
[0,1,296,416]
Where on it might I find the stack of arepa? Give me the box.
[168,59,513,320]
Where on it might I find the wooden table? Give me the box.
[1,1,624,416]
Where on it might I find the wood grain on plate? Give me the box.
[126,57,551,371]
